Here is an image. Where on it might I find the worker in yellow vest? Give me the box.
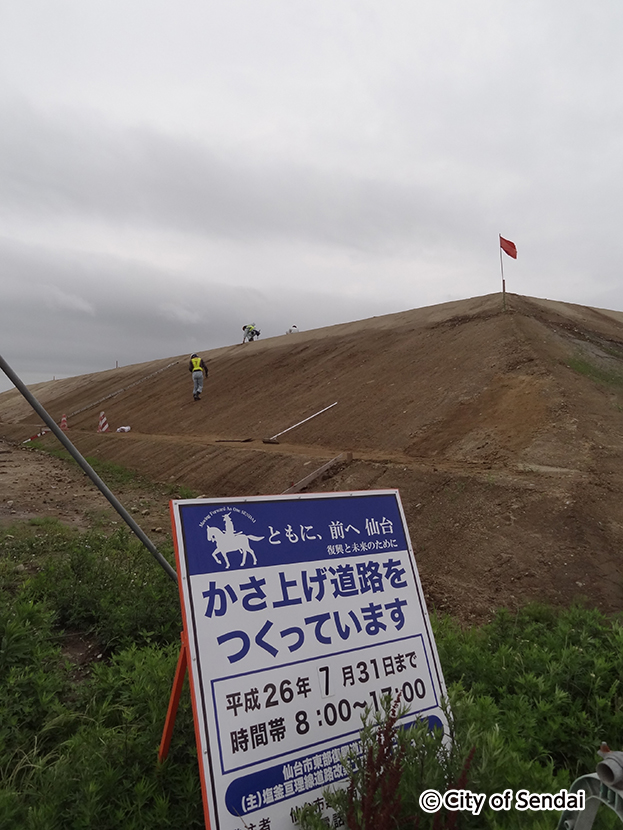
[188,353,208,401]
[242,323,260,343]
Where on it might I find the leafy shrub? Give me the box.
[0,643,203,830]
[435,604,623,778]
[0,597,72,762]
[3,518,623,829]
[299,604,623,830]
[298,689,570,830]
[22,528,181,650]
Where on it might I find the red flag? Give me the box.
[500,236,517,259]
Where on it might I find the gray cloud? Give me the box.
[0,101,473,253]
[2,0,623,392]
[0,236,387,392]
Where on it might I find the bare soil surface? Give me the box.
[0,439,173,534]
[4,292,623,624]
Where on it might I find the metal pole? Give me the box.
[268,401,338,441]
[0,353,178,584]
[499,235,506,311]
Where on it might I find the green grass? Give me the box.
[567,355,623,390]
[2,522,181,651]
[25,516,63,528]
[171,484,198,499]
[0,522,202,829]
[2,520,623,828]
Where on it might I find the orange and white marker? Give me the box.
[97,411,110,433]
[60,414,68,430]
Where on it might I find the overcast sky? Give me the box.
[2,0,623,393]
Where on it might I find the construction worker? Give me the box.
[242,323,260,343]
[189,353,208,401]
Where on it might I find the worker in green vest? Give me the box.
[188,353,208,401]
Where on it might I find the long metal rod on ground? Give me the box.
[267,401,338,442]
[0,353,178,584]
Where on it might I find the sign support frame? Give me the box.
[166,489,448,830]
[158,632,188,764]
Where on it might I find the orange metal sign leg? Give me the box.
[158,633,188,763]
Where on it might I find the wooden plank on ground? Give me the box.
[214,438,253,442]
[282,452,352,494]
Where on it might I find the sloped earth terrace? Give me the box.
[3,292,623,624]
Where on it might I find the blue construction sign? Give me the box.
[171,490,448,830]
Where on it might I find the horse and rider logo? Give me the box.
[204,512,264,569]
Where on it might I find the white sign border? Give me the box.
[171,489,448,830]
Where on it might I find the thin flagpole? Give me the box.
[499,234,506,311]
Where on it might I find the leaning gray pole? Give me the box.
[0,353,178,584]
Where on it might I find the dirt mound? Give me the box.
[3,291,623,623]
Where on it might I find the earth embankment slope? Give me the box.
[3,291,623,623]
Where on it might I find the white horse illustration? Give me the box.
[206,513,264,569]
